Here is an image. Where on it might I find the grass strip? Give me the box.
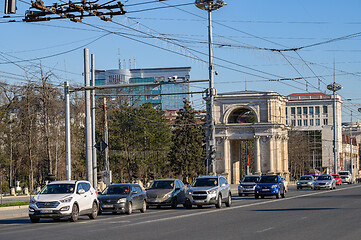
[0,201,30,207]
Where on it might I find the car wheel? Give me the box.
[69,204,79,222]
[171,197,178,209]
[88,201,98,219]
[215,194,222,208]
[140,200,147,213]
[126,202,133,215]
[255,194,259,199]
[225,193,232,207]
[30,215,40,223]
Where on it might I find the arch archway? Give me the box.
[227,108,257,124]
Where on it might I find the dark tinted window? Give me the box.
[193,178,218,187]
[149,180,175,189]
[243,176,260,182]
[102,185,130,195]
[260,176,278,183]
[300,176,312,180]
[41,184,75,194]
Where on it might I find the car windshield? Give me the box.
[332,175,339,178]
[259,176,278,183]
[300,176,312,180]
[338,172,348,176]
[243,177,260,183]
[149,180,174,189]
[317,176,331,180]
[40,184,75,194]
[102,185,130,195]
[192,178,218,187]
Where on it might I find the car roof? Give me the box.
[196,175,220,179]
[153,179,177,181]
[48,180,77,185]
[244,175,261,177]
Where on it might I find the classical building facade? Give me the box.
[213,91,289,184]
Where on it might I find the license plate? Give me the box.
[262,189,270,191]
[194,200,204,203]
[103,204,113,208]
[40,210,52,213]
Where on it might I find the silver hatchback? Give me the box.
[184,175,231,209]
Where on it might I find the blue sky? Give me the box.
[1,0,361,121]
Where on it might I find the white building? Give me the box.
[286,92,343,174]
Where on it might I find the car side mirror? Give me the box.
[78,189,85,194]
[239,180,242,184]
[97,191,102,195]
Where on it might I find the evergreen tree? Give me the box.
[169,99,205,183]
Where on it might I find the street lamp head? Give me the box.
[195,0,226,11]
[358,108,361,113]
[327,82,342,92]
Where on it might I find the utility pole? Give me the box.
[195,0,226,175]
[327,79,342,174]
[103,97,110,174]
[350,111,353,176]
[84,48,93,186]
[64,81,71,180]
[91,54,97,189]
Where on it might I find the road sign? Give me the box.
[95,139,108,153]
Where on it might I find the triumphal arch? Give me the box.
[213,91,289,184]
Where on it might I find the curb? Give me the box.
[0,205,28,211]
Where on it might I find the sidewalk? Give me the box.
[0,205,28,220]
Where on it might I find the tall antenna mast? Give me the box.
[118,48,121,69]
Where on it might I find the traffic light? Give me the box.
[4,0,16,14]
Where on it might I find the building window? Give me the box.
[303,119,308,126]
[324,119,328,125]
[303,107,308,115]
[286,107,288,116]
[316,119,320,126]
[297,119,302,126]
[291,120,296,126]
[315,106,320,114]
[310,119,314,126]
[309,107,314,114]
[323,106,328,114]
[297,107,302,115]
[291,107,295,115]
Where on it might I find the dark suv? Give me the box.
[184,175,231,209]
[255,175,286,199]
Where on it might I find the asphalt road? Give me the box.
[1,184,361,240]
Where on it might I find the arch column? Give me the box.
[268,136,275,174]
[254,136,261,174]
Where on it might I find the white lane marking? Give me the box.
[100,184,361,230]
[257,227,273,233]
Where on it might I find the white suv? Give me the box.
[29,180,98,223]
[338,171,353,184]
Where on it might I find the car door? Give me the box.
[219,177,229,200]
[131,186,141,209]
[75,183,88,212]
[177,180,186,203]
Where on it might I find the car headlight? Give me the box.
[271,185,278,188]
[163,193,172,199]
[117,198,127,203]
[187,190,192,195]
[208,190,217,195]
[297,182,300,185]
[30,198,37,204]
[325,182,331,185]
[60,197,73,203]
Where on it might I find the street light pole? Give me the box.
[195,0,226,175]
[327,82,342,174]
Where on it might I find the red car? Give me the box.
[331,174,342,185]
